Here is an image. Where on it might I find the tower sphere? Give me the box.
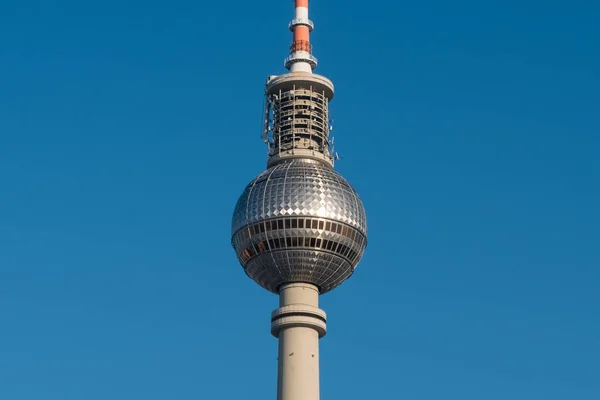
[231,158,367,294]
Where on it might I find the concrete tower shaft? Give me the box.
[272,283,325,400]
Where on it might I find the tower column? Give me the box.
[271,283,327,400]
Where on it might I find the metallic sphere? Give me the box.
[231,158,367,294]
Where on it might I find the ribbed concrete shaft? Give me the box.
[271,283,326,400]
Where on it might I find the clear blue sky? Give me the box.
[1,0,599,399]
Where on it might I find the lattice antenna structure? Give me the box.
[262,74,335,167]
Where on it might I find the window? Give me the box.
[342,245,350,257]
[298,219,304,228]
[348,249,356,261]
[311,220,318,229]
[318,220,324,230]
[278,220,284,229]
[325,222,331,231]
[291,219,298,228]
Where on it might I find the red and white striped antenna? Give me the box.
[285,0,318,72]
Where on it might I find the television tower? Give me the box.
[231,1,367,399]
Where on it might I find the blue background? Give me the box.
[1,0,599,398]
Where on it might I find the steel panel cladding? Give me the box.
[231,158,367,293]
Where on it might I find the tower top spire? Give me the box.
[285,0,318,72]
[261,1,334,167]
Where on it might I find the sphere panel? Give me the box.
[244,249,354,293]
[232,160,367,235]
